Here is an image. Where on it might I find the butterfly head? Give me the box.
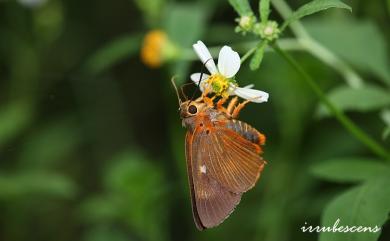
[179,100,207,119]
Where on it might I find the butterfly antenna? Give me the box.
[180,83,194,101]
[189,58,213,103]
[171,76,182,106]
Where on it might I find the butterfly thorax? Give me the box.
[182,107,227,133]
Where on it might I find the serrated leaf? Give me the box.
[316,85,390,117]
[310,158,390,183]
[228,0,253,16]
[250,41,267,70]
[305,18,390,86]
[83,34,142,75]
[320,176,390,241]
[259,0,270,23]
[282,0,352,30]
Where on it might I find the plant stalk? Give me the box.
[272,44,390,161]
[271,0,364,88]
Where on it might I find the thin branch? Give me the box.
[273,44,390,161]
[271,0,364,88]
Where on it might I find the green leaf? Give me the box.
[259,0,271,23]
[388,0,390,15]
[19,117,83,168]
[0,172,76,199]
[83,226,129,241]
[310,158,390,183]
[133,0,166,26]
[381,109,390,140]
[164,3,206,81]
[305,18,390,86]
[228,0,253,16]
[80,195,121,223]
[282,0,352,30]
[102,150,168,241]
[0,101,34,149]
[164,3,206,47]
[320,176,390,241]
[83,34,142,76]
[250,41,267,70]
[388,0,390,14]
[381,109,390,126]
[316,84,390,117]
[383,127,390,140]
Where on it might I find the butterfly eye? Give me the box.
[188,105,198,114]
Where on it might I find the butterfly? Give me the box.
[178,94,267,230]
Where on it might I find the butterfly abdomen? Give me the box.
[225,120,266,146]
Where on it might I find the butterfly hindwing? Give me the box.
[194,123,265,194]
[186,130,242,229]
[185,132,204,230]
[185,120,265,229]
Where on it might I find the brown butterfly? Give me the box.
[177,91,267,230]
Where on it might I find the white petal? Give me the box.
[227,83,254,95]
[192,41,218,74]
[190,72,210,84]
[234,87,269,103]
[190,73,210,92]
[243,84,254,89]
[217,46,240,78]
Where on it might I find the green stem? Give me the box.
[270,0,364,88]
[241,40,270,64]
[272,44,390,161]
[240,46,257,64]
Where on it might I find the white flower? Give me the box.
[190,40,269,103]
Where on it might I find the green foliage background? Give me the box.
[0,0,389,241]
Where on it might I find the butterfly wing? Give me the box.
[195,124,265,194]
[185,131,242,230]
[185,132,204,230]
[185,122,265,229]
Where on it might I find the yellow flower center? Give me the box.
[140,30,167,68]
[206,74,230,98]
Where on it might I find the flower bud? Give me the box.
[235,15,257,34]
[254,21,280,41]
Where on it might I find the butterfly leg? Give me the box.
[199,84,218,107]
[231,100,250,118]
[203,96,216,107]
[226,97,239,116]
[216,96,230,113]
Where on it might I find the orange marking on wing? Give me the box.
[258,133,266,146]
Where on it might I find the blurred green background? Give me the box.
[0,0,389,241]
